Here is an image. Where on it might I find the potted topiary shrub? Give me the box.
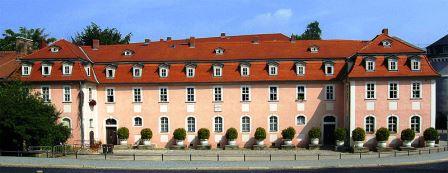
[334,128,347,147]
[423,127,438,147]
[401,128,415,148]
[198,128,210,146]
[173,128,187,146]
[352,127,366,148]
[140,128,152,146]
[254,127,267,145]
[226,127,238,146]
[375,127,390,148]
[117,127,129,145]
[281,127,296,146]
[308,127,321,145]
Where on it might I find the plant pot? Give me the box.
[377,141,387,148]
[336,140,344,147]
[311,138,319,145]
[176,140,184,146]
[200,139,209,146]
[284,140,293,146]
[426,140,435,147]
[403,140,412,148]
[143,139,151,146]
[119,139,128,145]
[228,140,236,146]
[256,140,264,146]
[353,141,364,148]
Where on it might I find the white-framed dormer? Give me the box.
[239,62,250,77]
[62,61,73,75]
[132,64,143,78]
[213,63,223,77]
[214,47,225,55]
[105,64,117,78]
[323,61,334,75]
[364,56,376,72]
[159,63,170,78]
[409,56,421,71]
[50,45,61,53]
[381,39,392,48]
[295,61,306,76]
[309,45,319,53]
[21,63,32,76]
[267,61,278,76]
[387,56,398,71]
[123,49,134,56]
[84,63,91,77]
[41,62,52,76]
[185,63,196,78]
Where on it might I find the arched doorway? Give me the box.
[323,116,336,146]
[105,118,118,145]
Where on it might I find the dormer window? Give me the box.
[309,46,319,53]
[50,46,60,53]
[268,62,278,76]
[324,61,334,75]
[133,65,142,78]
[410,56,421,71]
[62,62,73,75]
[85,66,91,76]
[42,63,52,76]
[295,61,306,75]
[213,64,223,77]
[21,64,32,76]
[105,65,116,78]
[123,50,134,56]
[381,40,392,48]
[215,48,224,55]
[365,57,376,72]
[388,57,398,71]
[185,64,196,78]
[159,64,170,78]
[240,62,250,77]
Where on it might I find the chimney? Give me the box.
[92,39,99,50]
[189,37,195,48]
[166,37,172,41]
[144,38,151,45]
[251,36,259,44]
[160,38,164,42]
[382,28,389,35]
[290,35,296,43]
[220,33,226,38]
[15,37,33,54]
[39,39,48,49]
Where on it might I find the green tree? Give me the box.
[72,22,132,46]
[292,21,322,40]
[0,27,56,51]
[0,81,71,151]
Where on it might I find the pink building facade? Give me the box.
[17,29,438,149]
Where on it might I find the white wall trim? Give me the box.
[349,81,356,137]
[430,79,436,128]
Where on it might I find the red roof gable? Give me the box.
[358,33,424,54]
[0,51,22,80]
[22,39,89,61]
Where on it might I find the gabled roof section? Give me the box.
[19,61,96,82]
[358,31,424,54]
[0,51,22,80]
[21,39,89,61]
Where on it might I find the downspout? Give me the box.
[78,81,85,146]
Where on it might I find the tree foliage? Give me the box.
[292,21,322,40]
[0,27,56,51]
[72,22,132,46]
[0,81,71,151]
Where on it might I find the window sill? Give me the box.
[387,98,399,100]
[295,99,306,102]
[105,102,115,104]
[133,102,143,104]
[268,100,279,103]
[324,99,336,102]
[158,102,169,104]
[364,98,376,101]
[296,124,306,126]
[212,101,223,103]
[185,101,196,104]
[62,101,72,103]
[160,132,169,134]
[241,132,250,134]
[410,98,422,100]
[133,125,143,128]
[240,101,251,103]
[214,131,223,134]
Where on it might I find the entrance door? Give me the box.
[89,131,95,146]
[106,127,117,145]
[323,116,336,146]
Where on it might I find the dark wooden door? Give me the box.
[106,127,117,145]
[323,124,336,146]
[89,131,95,146]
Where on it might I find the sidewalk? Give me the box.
[1,150,448,170]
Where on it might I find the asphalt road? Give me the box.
[1,161,448,173]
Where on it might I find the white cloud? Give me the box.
[243,8,293,28]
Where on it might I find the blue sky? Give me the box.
[1,0,447,47]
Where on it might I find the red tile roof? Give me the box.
[22,39,90,61]
[20,61,96,82]
[358,33,424,54]
[0,51,22,80]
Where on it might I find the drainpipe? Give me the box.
[78,81,85,147]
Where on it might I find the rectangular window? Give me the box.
[88,87,93,101]
[214,117,223,132]
[106,69,114,78]
[186,67,195,77]
[296,64,305,75]
[325,85,335,100]
[297,85,306,100]
[63,64,72,75]
[133,87,142,102]
[325,64,334,75]
[411,59,421,71]
[241,66,249,76]
[133,67,142,77]
[160,117,169,133]
[388,82,399,99]
[365,82,376,99]
[366,61,375,71]
[269,65,278,76]
[86,67,91,76]
[159,87,168,102]
[411,81,421,99]
[63,86,71,102]
[160,68,168,77]
[388,59,398,71]
[22,65,31,76]
[213,86,223,102]
[269,86,278,101]
[106,88,115,103]
[42,65,51,75]
[41,86,50,102]
[213,66,222,77]
[241,85,251,101]
[186,87,195,102]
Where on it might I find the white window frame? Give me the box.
[410,115,421,133]
[186,116,196,132]
[324,84,335,100]
[106,87,115,103]
[268,85,279,101]
[387,115,399,134]
[411,58,421,71]
[296,115,306,125]
[213,116,224,133]
[159,67,169,78]
[365,82,376,99]
[186,67,195,78]
[61,117,71,128]
[296,84,306,101]
[310,46,319,53]
[124,50,133,56]
[62,63,73,75]
[324,63,334,75]
[268,115,279,132]
[388,81,399,99]
[22,64,31,76]
[296,63,305,75]
[41,85,51,102]
[240,65,250,77]
[63,85,71,102]
[241,115,251,133]
[133,67,142,78]
[159,116,170,133]
[133,87,142,103]
[213,86,223,102]
[241,85,251,102]
[159,87,168,102]
[366,60,375,71]
[185,86,195,102]
[106,67,115,78]
[88,87,93,101]
[364,115,376,133]
[42,64,52,76]
[268,65,278,76]
[133,116,143,127]
[388,58,398,71]
[382,40,392,47]
[50,46,60,53]
[213,65,222,77]
[411,81,422,99]
[85,66,91,76]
